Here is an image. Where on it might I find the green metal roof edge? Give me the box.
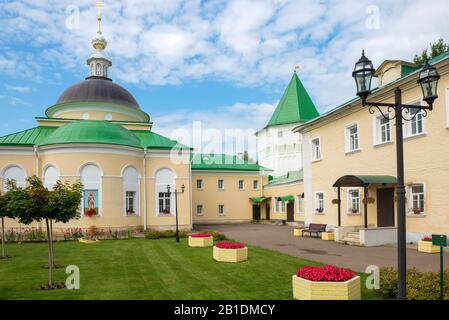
[295,50,449,132]
[131,130,192,150]
[191,153,271,172]
[0,126,56,147]
[35,116,153,125]
[355,175,397,185]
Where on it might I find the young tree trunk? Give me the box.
[45,219,52,286]
[49,219,54,268]
[1,217,5,258]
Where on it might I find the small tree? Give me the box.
[0,193,16,259]
[413,38,449,66]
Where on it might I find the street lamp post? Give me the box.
[352,51,440,300]
[167,184,185,243]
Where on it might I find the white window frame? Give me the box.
[345,123,360,153]
[315,192,325,214]
[297,195,302,214]
[311,137,321,161]
[347,188,360,214]
[253,180,259,190]
[218,179,224,190]
[403,99,426,138]
[154,168,176,216]
[238,180,245,190]
[274,198,285,213]
[123,166,139,216]
[408,183,425,214]
[196,179,203,190]
[373,115,392,145]
[158,191,172,215]
[196,204,203,216]
[218,204,225,216]
[125,191,137,216]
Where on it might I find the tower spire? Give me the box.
[87,1,112,79]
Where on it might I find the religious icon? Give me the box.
[83,189,99,216]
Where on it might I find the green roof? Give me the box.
[0,120,191,150]
[266,72,319,127]
[191,154,269,172]
[38,120,142,148]
[333,175,397,187]
[266,170,303,186]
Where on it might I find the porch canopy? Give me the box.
[332,175,397,228]
[276,195,295,202]
[250,197,270,204]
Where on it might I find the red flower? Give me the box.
[215,241,246,249]
[190,233,211,238]
[296,265,356,282]
[84,209,97,217]
[422,235,432,242]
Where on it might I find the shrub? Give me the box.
[144,231,160,239]
[215,241,246,249]
[297,265,356,282]
[207,231,228,241]
[380,267,449,300]
[87,225,99,238]
[158,230,176,238]
[179,230,188,238]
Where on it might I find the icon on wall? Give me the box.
[84,189,99,217]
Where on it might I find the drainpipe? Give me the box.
[143,148,147,231]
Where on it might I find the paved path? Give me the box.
[195,223,449,272]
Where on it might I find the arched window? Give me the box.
[2,165,26,192]
[123,166,139,216]
[95,63,101,76]
[103,65,108,77]
[43,165,60,190]
[90,63,94,75]
[154,168,175,216]
[80,164,101,216]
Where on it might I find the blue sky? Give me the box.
[1,0,449,151]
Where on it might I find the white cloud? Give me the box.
[5,84,31,93]
[0,0,448,113]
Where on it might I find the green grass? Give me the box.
[0,239,383,299]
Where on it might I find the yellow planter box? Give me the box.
[294,228,303,237]
[188,236,213,247]
[418,240,440,253]
[292,275,361,300]
[213,246,248,263]
[78,238,99,244]
[321,232,334,241]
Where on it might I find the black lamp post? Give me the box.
[352,51,440,300]
[167,184,185,243]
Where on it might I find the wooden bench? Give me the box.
[301,223,327,238]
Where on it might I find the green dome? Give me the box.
[39,120,142,149]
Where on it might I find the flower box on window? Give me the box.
[292,265,360,300]
[213,242,248,263]
[189,233,213,247]
[84,209,98,217]
[315,208,324,214]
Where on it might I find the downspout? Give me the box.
[143,148,147,231]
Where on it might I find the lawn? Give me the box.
[0,238,383,299]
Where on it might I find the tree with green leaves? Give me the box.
[4,176,83,287]
[0,192,16,259]
[414,38,449,66]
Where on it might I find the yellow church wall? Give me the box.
[191,172,264,224]
[262,182,304,222]
[302,64,449,236]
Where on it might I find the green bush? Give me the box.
[158,230,176,238]
[179,230,188,238]
[380,267,449,300]
[207,231,228,241]
[144,231,160,240]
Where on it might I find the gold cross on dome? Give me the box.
[97,1,104,33]
[295,65,300,73]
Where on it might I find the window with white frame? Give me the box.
[80,164,101,216]
[410,108,424,135]
[297,195,302,214]
[275,198,285,213]
[311,138,321,161]
[218,204,225,215]
[155,168,175,216]
[347,188,360,214]
[376,116,391,144]
[196,179,203,190]
[158,192,171,214]
[345,124,359,152]
[253,180,259,190]
[196,205,203,216]
[2,165,26,192]
[315,192,324,213]
[238,180,244,190]
[277,131,283,138]
[409,184,425,214]
[123,166,139,216]
[43,165,59,190]
[218,179,224,190]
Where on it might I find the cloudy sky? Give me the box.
[0,0,448,154]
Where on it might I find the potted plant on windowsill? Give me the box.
[84,208,98,217]
[412,207,421,215]
[350,207,359,214]
[161,209,171,215]
[418,235,439,253]
[292,265,361,300]
[189,233,213,247]
[315,208,324,214]
[126,209,135,215]
[213,242,248,263]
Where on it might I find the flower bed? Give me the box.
[292,265,360,300]
[418,236,439,253]
[213,242,248,263]
[188,233,213,247]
